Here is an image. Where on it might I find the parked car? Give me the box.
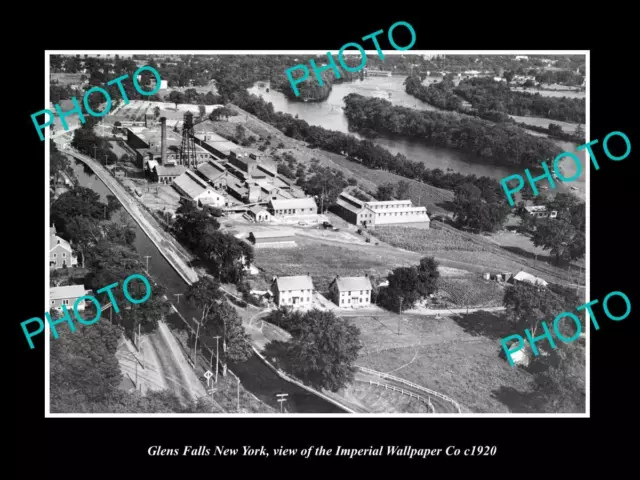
[322,221,333,229]
[332,227,340,232]
[365,237,371,243]
[298,221,307,226]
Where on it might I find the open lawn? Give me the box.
[350,314,535,413]
[439,277,505,308]
[254,242,404,291]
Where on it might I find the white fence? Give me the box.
[367,380,435,413]
[356,366,462,413]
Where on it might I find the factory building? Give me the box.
[334,192,430,228]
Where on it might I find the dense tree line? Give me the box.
[173,202,254,283]
[454,77,585,123]
[51,186,171,335]
[263,308,362,392]
[342,94,562,167]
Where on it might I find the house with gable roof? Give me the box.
[271,275,314,307]
[50,224,78,269]
[328,275,373,308]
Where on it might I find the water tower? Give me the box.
[180,111,197,168]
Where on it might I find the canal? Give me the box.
[69,160,345,413]
[248,77,586,201]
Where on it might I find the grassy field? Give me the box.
[439,277,505,308]
[254,242,404,291]
[370,223,584,286]
[350,314,535,413]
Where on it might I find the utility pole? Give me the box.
[104,204,107,220]
[213,336,221,383]
[143,255,151,272]
[276,393,288,413]
[398,297,403,335]
[174,293,183,304]
[92,145,97,160]
[237,377,240,413]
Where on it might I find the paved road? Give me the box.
[339,306,506,317]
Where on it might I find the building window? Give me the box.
[51,300,55,305]
[62,299,70,305]
[360,298,363,303]
[53,253,57,258]
[62,253,66,258]
[306,297,309,302]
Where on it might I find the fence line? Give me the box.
[367,380,435,413]
[251,346,355,414]
[356,366,462,413]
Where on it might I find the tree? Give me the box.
[186,277,223,369]
[384,266,422,312]
[235,124,246,142]
[198,104,206,119]
[531,218,581,264]
[203,302,252,367]
[453,181,509,233]
[153,106,160,119]
[168,90,185,109]
[503,282,564,336]
[284,309,362,392]
[51,187,109,237]
[376,183,396,201]
[503,70,515,83]
[526,343,585,413]
[416,256,440,297]
[50,321,124,411]
[395,180,411,199]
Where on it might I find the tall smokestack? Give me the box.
[160,117,167,165]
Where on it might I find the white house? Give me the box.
[50,224,78,269]
[271,275,314,308]
[50,285,91,312]
[328,275,373,308]
[173,170,226,207]
[511,271,548,288]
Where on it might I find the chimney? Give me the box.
[160,117,167,165]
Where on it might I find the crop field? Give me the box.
[350,315,534,413]
[371,224,491,253]
[370,224,582,286]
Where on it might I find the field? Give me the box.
[509,115,580,132]
[439,277,505,308]
[350,314,535,413]
[370,224,583,286]
[254,242,407,291]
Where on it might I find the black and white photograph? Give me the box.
[43,51,589,416]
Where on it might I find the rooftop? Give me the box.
[156,164,187,177]
[51,285,89,300]
[197,159,227,181]
[251,229,296,239]
[513,271,548,287]
[273,275,314,291]
[173,170,210,199]
[332,276,372,292]
[270,197,317,210]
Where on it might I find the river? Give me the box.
[69,160,344,413]
[248,78,586,200]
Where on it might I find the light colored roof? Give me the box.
[366,199,413,208]
[251,229,295,239]
[274,275,314,291]
[51,285,88,300]
[270,197,317,210]
[50,235,72,252]
[249,205,270,215]
[332,276,372,291]
[525,205,547,213]
[373,207,428,215]
[156,165,186,177]
[513,271,548,286]
[173,170,209,199]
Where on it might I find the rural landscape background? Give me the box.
[47,52,586,415]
